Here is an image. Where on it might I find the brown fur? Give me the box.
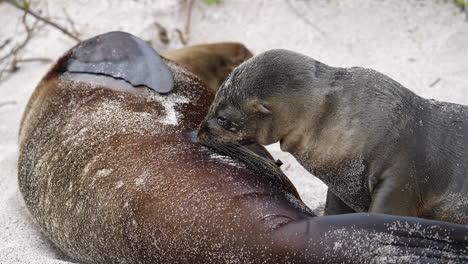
[163,43,252,94]
[17,42,468,263]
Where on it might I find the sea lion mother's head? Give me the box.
[198,49,323,146]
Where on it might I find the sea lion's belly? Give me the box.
[421,179,468,225]
[429,193,468,225]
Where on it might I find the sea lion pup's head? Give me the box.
[198,49,337,147]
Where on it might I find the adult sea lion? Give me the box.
[198,49,468,225]
[18,32,468,263]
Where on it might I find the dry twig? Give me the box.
[63,8,80,38]
[0,10,37,65]
[286,0,326,37]
[0,39,11,50]
[10,57,53,71]
[176,0,195,45]
[0,13,37,80]
[0,0,79,82]
[0,100,17,108]
[429,78,441,88]
[6,0,81,42]
[154,22,169,45]
[13,57,52,64]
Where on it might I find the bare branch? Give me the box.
[9,57,52,72]
[0,39,11,50]
[0,10,37,64]
[0,64,10,82]
[286,0,325,37]
[429,78,441,88]
[176,0,195,45]
[1,1,78,82]
[0,8,40,81]
[175,28,187,45]
[14,57,53,64]
[0,57,51,82]
[154,22,169,45]
[62,8,80,37]
[185,0,194,35]
[0,100,17,108]
[6,0,81,42]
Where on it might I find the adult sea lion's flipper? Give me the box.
[63,31,174,94]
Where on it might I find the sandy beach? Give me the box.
[0,0,467,262]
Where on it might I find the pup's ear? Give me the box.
[247,100,271,115]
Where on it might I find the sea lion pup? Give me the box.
[198,49,468,224]
[163,43,253,93]
[18,32,468,263]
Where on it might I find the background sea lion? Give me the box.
[198,49,468,225]
[18,33,468,263]
[163,43,253,94]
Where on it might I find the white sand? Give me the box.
[0,0,467,263]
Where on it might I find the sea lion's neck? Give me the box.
[278,64,350,155]
[279,66,418,163]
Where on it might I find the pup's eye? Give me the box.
[216,116,239,133]
[217,116,227,126]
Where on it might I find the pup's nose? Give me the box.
[198,122,209,134]
[197,122,210,143]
